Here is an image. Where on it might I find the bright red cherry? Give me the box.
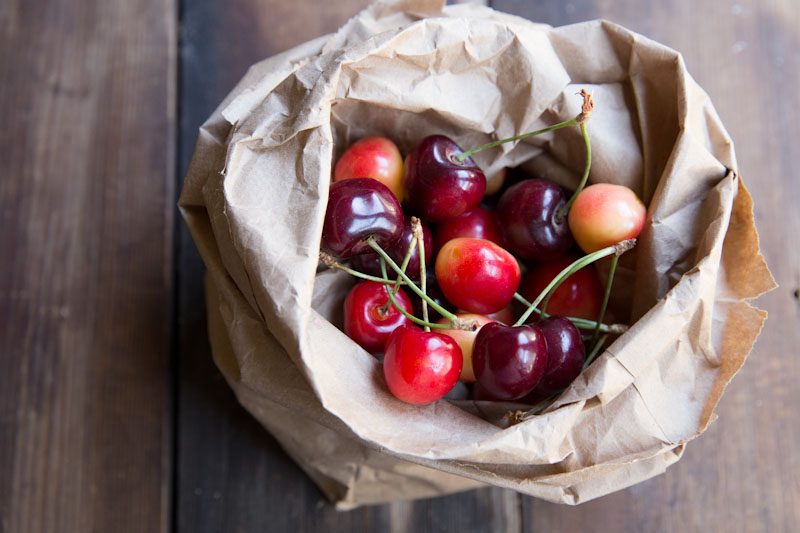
[519,254,604,321]
[383,325,463,405]
[568,183,646,253]
[343,281,413,354]
[403,135,486,222]
[497,179,574,261]
[334,136,405,203]
[321,178,403,258]
[436,313,495,383]
[434,207,504,252]
[435,238,521,315]
[472,322,548,400]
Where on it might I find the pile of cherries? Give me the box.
[319,92,646,414]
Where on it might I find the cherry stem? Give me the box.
[319,251,407,285]
[583,333,608,370]
[456,89,594,163]
[379,258,450,330]
[513,238,635,327]
[512,293,627,334]
[378,230,417,314]
[592,254,619,344]
[367,237,460,325]
[556,120,591,221]
[412,219,430,332]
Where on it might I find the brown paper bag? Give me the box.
[179,0,775,508]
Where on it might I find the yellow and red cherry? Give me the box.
[497,179,574,261]
[334,136,405,203]
[321,177,403,258]
[403,135,486,222]
[433,206,505,252]
[436,313,495,383]
[568,183,646,254]
[383,325,463,405]
[472,322,548,400]
[434,238,521,315]
[519,254,604,321]
[343,281,413,354]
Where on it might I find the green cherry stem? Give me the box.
[413,219,430,332]
[368,237,474,330]
[379,258,450,330]
[378,229,417,314]
[592,254,619,344]
[513,238,635,327]
[511,293,627,334]
[556,120,591,221]
[319,251,405,285]
[584,333,608,370]
[455,89,594,164]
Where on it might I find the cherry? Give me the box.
[568,183,646,254]
[472,322,548,400]
[334,136,405,203]
[343,281,413,354]
[433,206,504,252]
[351,216,433,280]
[519,254,604,321]
[434,237,521,315]
[436,313,495,383]
[383,324,463,405]
[531,315,585,396]
[497,179,574,261]
[403,135,486,222]
[321,178,403,258]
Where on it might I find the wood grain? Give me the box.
[0,0,176,531]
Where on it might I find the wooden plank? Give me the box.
[492,0,800,530]
[0,0,176,532]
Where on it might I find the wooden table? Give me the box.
[2,0,798,531]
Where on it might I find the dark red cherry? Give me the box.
[350,216,433,281]
[434,206,504,252]
[403,135,486,222]
[532,315,586,395]
[497,179,574,261]
[343,281,413,354]
[472,322,548,400]
[321,178,403,258]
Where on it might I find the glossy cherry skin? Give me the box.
[497,179,574,261]
[383,325,463,405]
[436,313,495,382]
[568,183,646,253]
[321,178,403,258]
[351,216,433,280]
[472,322,548,400]
[434,207,504,252]
[403,135,486,222]
[334,136,405,203]
[343,281,413,354]
[519,255,604,321]
[435,238,521,315]
[533,316,586,395]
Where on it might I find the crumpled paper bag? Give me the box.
[179,0,775,509]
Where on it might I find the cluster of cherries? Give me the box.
[319,91,646,414]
